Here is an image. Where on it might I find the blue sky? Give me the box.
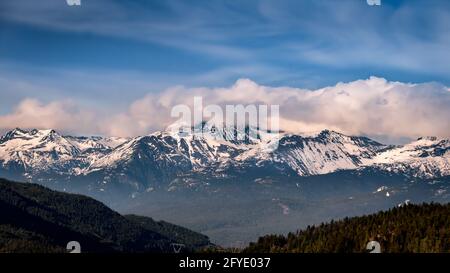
[0,0,449,140]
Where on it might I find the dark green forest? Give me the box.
[244,203,450,253]
[0,178,211,253]
[125,215,210,249]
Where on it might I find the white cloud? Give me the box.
[1,77,449,142]
[0,98,98,136]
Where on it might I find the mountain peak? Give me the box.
[41,129,57,134]
[8,127,29,136]
[2,128,58,137]
[0,128,30,143]
[318,129,342,136]
[294,129,344,139]
[416,136,439,142]
[2,128,64,145]
[12,127,27,133]
[410,136,449,148]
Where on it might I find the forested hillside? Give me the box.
[244,203,450,253]
[0,178,211,253]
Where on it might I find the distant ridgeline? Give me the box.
[244,203,450,253]
[0,178,211,253]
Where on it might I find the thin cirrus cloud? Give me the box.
[1,77,449,143]
[1,0,450,86]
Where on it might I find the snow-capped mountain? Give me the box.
[0,128,128,178]
[0,127,449,195]
[243,130,385,176]
[368,137,450,178]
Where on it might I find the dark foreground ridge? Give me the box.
[244,202,450,253]
[0,178,211,253]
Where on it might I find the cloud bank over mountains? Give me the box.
[0,77,449,143]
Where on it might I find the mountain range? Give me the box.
[0,127,449,246]
[0,127,448,195]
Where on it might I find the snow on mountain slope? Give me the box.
[82,129,450,180]
[0,128,449,190]
[86,128,249,176]
[0,129,126,175]
[97,136,130,149]
[82,128,388,184]
[65,136,129,151]
[367,137,450,178]
[87,136,149,171]
[0,129,80,171]
[238,130,385,176]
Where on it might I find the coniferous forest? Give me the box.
[0,179,211,253]
[244,203,450,253]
